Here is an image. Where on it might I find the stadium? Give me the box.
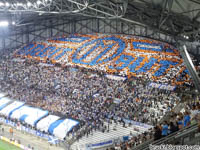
[0,0,200,150]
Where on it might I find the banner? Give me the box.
[148,82,176,91]
[113,99,122,104]
[105,74,127,81]
[0,117,60,145]
[86,140,113,149]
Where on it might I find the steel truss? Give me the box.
[0,17,177,53]
[0,0,199,58]
[0,18,199,57]
[0,0,199,36]
[0,0,128,20]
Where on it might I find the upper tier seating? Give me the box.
[15,34,191,85]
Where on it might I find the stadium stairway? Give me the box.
[71,121,147,150]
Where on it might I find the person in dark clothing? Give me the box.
[169,122,177,133]
[154,125,162,141]
[174,121,179,132]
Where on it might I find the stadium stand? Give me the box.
[0,34,198,149]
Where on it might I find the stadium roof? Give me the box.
[0,0,200,41]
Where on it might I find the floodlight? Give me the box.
[5,2,10,7]
[12,21,16,25]
[27,2,31,7]
[183,35,189,39]
[37,0,42,5]
[0,21,9,27]
[0,2,4,6]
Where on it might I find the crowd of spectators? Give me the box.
[0,56,181,121]
[0,54,183,146]
[151,99,200,141]
[0,34,198,150]
[109,96,200,150]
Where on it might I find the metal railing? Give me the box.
[132,123,199,150]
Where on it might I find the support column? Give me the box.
[179,43,200,92]
[26,26,30,44]
[2,34,5,56]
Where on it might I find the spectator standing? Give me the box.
[161,121,168,137]
[183,111,191,127]
[177,117,183,130]
[9,127,13,137]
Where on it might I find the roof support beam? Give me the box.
[179,43,200,92]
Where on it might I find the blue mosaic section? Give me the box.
[37,47,56,58]
[29,44,45,57]
[136,57,158,73]
[54,48,72,60]
[154,60,178,77]
[72,36,125,66]
[17,44,35,55]
[109,54,135,70]
[128,57,144,73]
[47,48,62,59]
